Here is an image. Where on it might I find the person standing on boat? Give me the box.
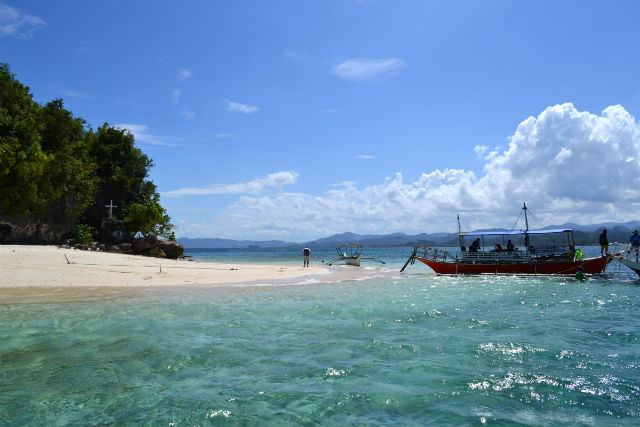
[599,229,609,257]
[629,230,640,262]
[303,246,311,267]
[506,240,515,252]
[469,238,480,252]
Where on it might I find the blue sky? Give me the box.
[2,1,640,241]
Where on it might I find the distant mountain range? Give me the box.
[179,221,640,249]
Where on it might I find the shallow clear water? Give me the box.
[2,247,640,426]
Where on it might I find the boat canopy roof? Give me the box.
[337,243,362,248]
[460,228,573,237]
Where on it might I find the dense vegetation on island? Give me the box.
[0,63,173,243]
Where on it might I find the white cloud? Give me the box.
[331,58,405,82]
[163,171,298,197]
[226,100,259,114]
[178,67,192,81]
[549,147,572,166]
[474,145,489,159]
[174,103,640,240]
[0,4,45,38]
[114,123,181,146]
[354,154,375,159]
[181,111,195,120]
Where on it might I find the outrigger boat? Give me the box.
[325,243,385,267]
[613,248,640,277]
[400,203,613,275]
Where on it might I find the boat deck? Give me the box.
[415,247,573,264]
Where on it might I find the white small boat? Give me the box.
[325,243,385,267]
[613,250,640,277]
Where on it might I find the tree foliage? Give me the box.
[0,63,173,240]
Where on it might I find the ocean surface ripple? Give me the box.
[2,247,640,426]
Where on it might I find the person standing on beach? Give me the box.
[303,246,310,267]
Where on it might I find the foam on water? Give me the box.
[2,247,640,426]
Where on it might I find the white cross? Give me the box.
[105,200,118,218]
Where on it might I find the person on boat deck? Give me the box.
[303,246,311,267]
[506,240,515,252]
[629,230,640,261]
[494,243,503,252]
[599,229,609,257]
[469,238,481,252]
[567,244,576,258]
[574,248,584,261]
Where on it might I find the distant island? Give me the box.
[179,221,640,249]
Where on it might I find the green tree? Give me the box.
[123,194,173,237]
[0,63,47,216]
[38,99,96,218]
[82,124,173,238]
[0,63,173,242]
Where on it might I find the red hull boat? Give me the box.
[415,251,612,275]
[401,203,613,276]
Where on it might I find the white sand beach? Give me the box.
[0,245,328,291]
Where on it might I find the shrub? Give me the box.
[72,224,94,244]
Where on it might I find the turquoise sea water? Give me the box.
[2,246,640,426]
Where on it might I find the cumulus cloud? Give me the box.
[478,103,640,212]
[0,4,45,38]
[226,99,259,114]
[474,145,489,159]
[331,58,405,82]
[175,103,640,239]
[163,171,298,197]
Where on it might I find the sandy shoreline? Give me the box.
[0,245,329,295]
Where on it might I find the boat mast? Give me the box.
[523,202,530,250]
[457,214,463,249]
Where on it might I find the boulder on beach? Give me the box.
[156,240,183,259]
